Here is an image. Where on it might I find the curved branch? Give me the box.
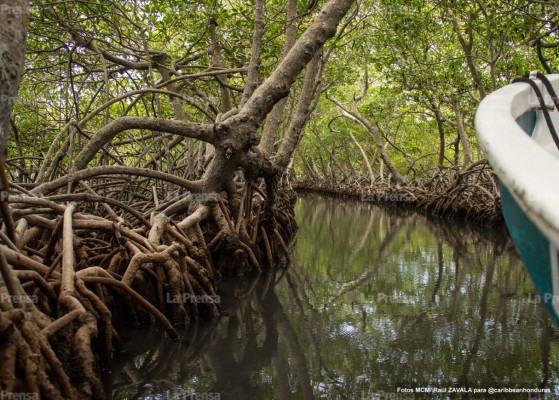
[73,117,215,171]
[259,0,298,155]
[81,276,178,339]
[155,68,247,89]
[45,193,152,229]
[81,88,215,126]
[32,166,203,196]
[328,96,406,184]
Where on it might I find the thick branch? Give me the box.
[447,10,486,100]
[240,0,264,106]
[73,117,214,171]
[209,21,232,112]
[450,98,471,169]
[259,0,299,154]
[32,166,203,196]
[274,52,322,171]
[218,0,355,133]
[0,245,54,276]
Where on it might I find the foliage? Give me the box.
[295,0,556,182]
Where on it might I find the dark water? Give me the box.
[109,194,559,399]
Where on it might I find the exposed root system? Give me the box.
[0,169,296,399]
[295,161,503,225]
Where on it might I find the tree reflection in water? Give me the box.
[109,194,559,399]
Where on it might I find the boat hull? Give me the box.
[476,74,559,325]
[500,184,559,325]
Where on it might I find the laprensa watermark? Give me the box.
[361,193,415,203]
[165,390,220,400]
[0,293,39,304]
[172,192,220,203]
[166,293,220,304]
[376,293,421,304]
[0,3,30,15]
[527,293,559,305]
[362,390,415,399]
[0,390,38,400]
[0,95,17,106]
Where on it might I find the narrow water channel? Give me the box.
[110,194,559,399]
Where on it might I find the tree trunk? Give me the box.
[348,131,375,185]
[450,98,471,169]
[0,0,29,242]
[274,52,323,172]
[447,9,487,100]
[429,99,447,170]
[259,0,298,155]
[0,0,28,160]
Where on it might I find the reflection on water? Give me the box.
[109,194,559,399]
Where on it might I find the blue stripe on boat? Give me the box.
[500,184,559,325]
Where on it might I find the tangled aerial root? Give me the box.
[296,162,503,225]
[0,171,297,399]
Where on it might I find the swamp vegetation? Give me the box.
[1,0,559,398]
